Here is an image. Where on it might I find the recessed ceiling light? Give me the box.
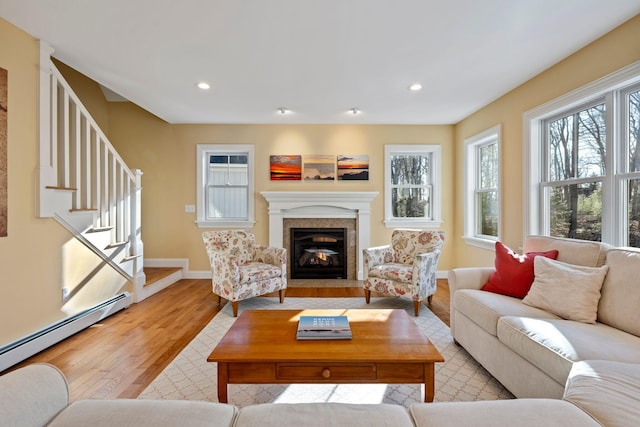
[409,83,423,91]
[277,107,291,115]
[348,107,361,115]
[197,82,211,90]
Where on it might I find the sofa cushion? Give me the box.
[235,403,414,427]
[497,316,640,385]
[409,399,600,427]
[454,289,559,337]
[564,360,640,427]
[598,247,640,337]
[481,241,559,298]
[523,235,609,267]
[48,400,238,427]
[522,257,608,323]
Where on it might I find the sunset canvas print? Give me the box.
[303,155,335,181]
[338,155,369,180]
[270,155,302,180]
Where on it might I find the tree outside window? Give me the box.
[545,102,605,241]
[464,125,500,249]
[626,89,640,246]
[527,67,640,248]
[384,145,442,228]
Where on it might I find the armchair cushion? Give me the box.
[240,263,283,284]
[368,263,412,282]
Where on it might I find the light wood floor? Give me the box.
[9,278,450,402]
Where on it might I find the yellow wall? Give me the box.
[0,19,69,344]
[453,13,640,267]
[107,104,456,272]
[0,18,129,348]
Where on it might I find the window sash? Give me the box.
[525,62,640,247]
[196,144,254,228]
[464,125,501,248]
[384,144,442,228]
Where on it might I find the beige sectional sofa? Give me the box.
[4,236,640,426]
[449,235,640,400]
[3,360,640,426]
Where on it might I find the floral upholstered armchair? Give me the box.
[202,230,287,317]
[363,229,445,316]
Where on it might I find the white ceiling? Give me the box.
[1,1,640,124]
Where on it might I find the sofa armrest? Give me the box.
[448,267,494,293]
[254,245,286,269]
[0,363,70,427]
[413,251,441,297]
[209,252,240,289]
[448,267,494,336]
[363,245,393,278]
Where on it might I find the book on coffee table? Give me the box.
[296,315,352,340]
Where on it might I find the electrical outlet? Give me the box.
[184,204,195,213]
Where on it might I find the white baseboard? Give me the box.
[186,270,212,279]
[143,259,448,283]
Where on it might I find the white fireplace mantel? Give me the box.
[261,191,378,280]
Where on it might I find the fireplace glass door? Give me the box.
[290,228,347,279]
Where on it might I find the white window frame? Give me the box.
[524,60,640,245]
[384,144,443,228]
[464,125,501,250]
[196,144,255,229]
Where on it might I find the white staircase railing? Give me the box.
[37,41,145,297]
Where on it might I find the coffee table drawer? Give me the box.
[276,363,376,380]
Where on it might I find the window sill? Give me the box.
[463,236,497,250]
[196,220,255,229]
[384,219,444,229]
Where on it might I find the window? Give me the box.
[544,100,606,241]
[196,144,254,228]
[384,144,442,228]
[464,125,501,249]
[525,62,640,247]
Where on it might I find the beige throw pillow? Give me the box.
[523,257,609,323]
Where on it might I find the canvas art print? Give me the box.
[303,155,335,181]
[338,155,369,180]
[270,155,302,180]
[0,67,7,237]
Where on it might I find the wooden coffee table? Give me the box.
[207,309,444,403]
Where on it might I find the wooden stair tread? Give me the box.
[144,267,182,287]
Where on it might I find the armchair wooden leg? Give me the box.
[364,289,371,304]
[231,301,239,317]
[413,301,421,317]
[279,289,286,303]
[427,295,433,305]
[214,294,222,306]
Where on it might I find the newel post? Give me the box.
[131,169,145,293]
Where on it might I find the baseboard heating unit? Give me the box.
[0,291,132,372]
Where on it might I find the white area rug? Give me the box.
[138,297,513,407]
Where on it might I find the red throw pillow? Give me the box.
[481,241,559,299]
